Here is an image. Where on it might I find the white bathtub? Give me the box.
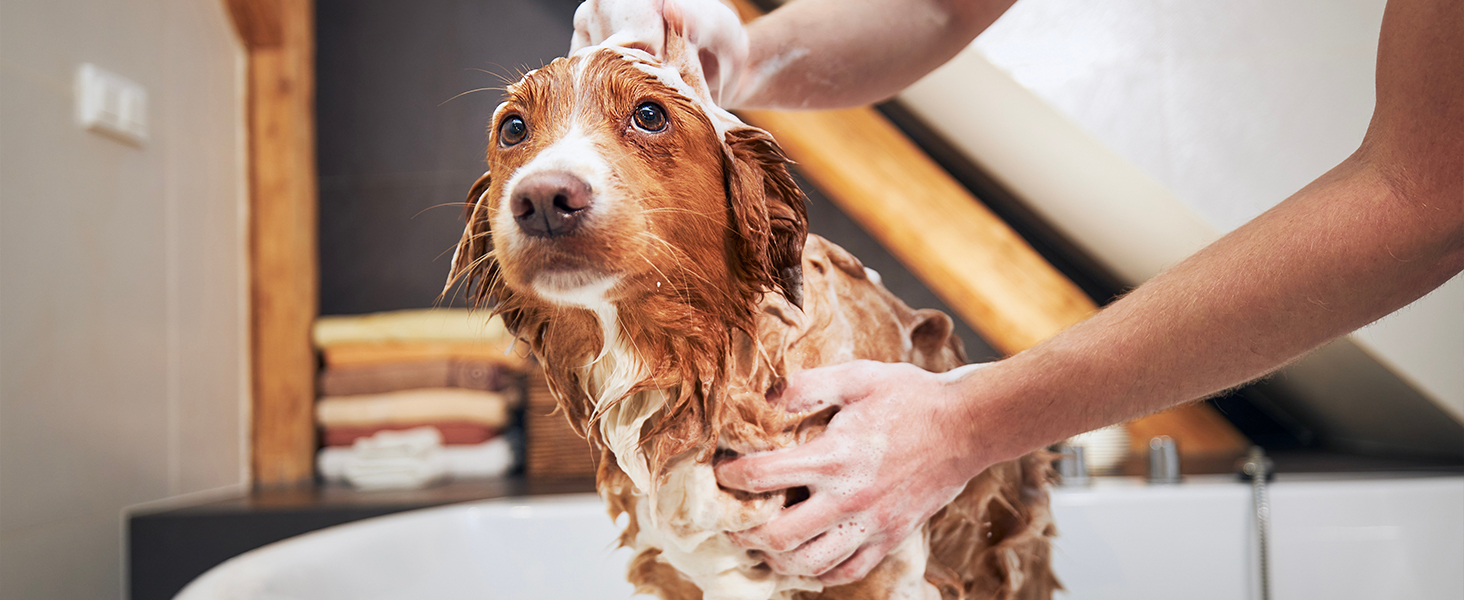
[175,474,1463,600]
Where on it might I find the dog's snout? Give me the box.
[511,171,593,238]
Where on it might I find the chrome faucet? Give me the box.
[1054,444,1090,486]
[1147,436,1182,484]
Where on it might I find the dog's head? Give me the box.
[446,33,808,457]
[447,43,806,337]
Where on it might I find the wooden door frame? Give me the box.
[226,0,318,486]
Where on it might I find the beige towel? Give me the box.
[315,388,512,428]
[313,309,510,347]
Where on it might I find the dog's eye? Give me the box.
[499,115,527,146]
[632,102,667,133]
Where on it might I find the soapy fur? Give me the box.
[446,26,1057,599]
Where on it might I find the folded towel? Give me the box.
[324,427,448,490]
[315,388,513,429]
[318,433,515,488]
[320,341,529,370]
[317,358,518,397]
[313,309,509,347]
[322,422,498,447]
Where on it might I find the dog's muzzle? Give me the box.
[510,170,593,238]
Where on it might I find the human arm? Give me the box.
[570,0,1017,109]
[729,0,1017,109]
[716,0,1464,584]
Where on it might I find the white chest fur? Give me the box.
[581,310,940,600]
[583,309,823,600]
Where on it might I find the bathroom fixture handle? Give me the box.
[1240,446,1274,600]
[1146,436,1181,484]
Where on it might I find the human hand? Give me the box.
[570,0,749,104]
[714,360,991,585]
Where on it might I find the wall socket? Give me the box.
[75,63,148,146]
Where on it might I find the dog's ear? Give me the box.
[723,126,808,307]
[910,308,968,370]
[445,170,495,303]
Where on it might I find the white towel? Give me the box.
[318,430,515,489]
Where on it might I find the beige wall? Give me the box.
[0,0,249,597]
[902,0,1462,424]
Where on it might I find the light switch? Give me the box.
[75,63,148,145]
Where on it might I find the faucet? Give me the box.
[1147,436,1182,484]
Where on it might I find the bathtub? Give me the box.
[174,474,1463,600]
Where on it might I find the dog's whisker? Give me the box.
[439,87,502,106]
[416,202,478,219]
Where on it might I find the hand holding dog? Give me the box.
[715,360,991,585]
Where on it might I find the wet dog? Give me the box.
[445,29,1057,600]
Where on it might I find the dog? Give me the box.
[445,28,1058,600]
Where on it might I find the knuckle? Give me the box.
[766,531,800,553]
[762,551,796,575]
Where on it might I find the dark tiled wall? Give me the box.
[317,0,583,315]
[314,0,999,359]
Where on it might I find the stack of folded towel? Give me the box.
[313,309,528,489]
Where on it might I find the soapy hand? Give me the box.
[570,0,749,105]
[715,360,990,585]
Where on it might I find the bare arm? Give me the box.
[571,0,1017,109]
[729,0,1017,109]
[718,0,1463,583]
[962,0,1464,465]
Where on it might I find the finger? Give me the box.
[777,361,876,413]
[760,521,866,578]
[817,539,893,586]
[570,1,595,51]
[662,0,684,36]
[711,35,747,105]
[714,440,837,493]
[728,495,841,552]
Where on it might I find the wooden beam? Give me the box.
[741,108,1095,354]
[231,0,318,486]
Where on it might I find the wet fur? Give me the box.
[447,47,1057,600]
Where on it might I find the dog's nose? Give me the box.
[510,171,593,238]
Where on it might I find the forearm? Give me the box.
[955,151,1464,470]
[728,0,1017,109]
[945,0,1464,473]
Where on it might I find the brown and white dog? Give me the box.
[445,29,1058,600]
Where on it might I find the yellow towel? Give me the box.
[315,388,512,428]
[312,309,510,347]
